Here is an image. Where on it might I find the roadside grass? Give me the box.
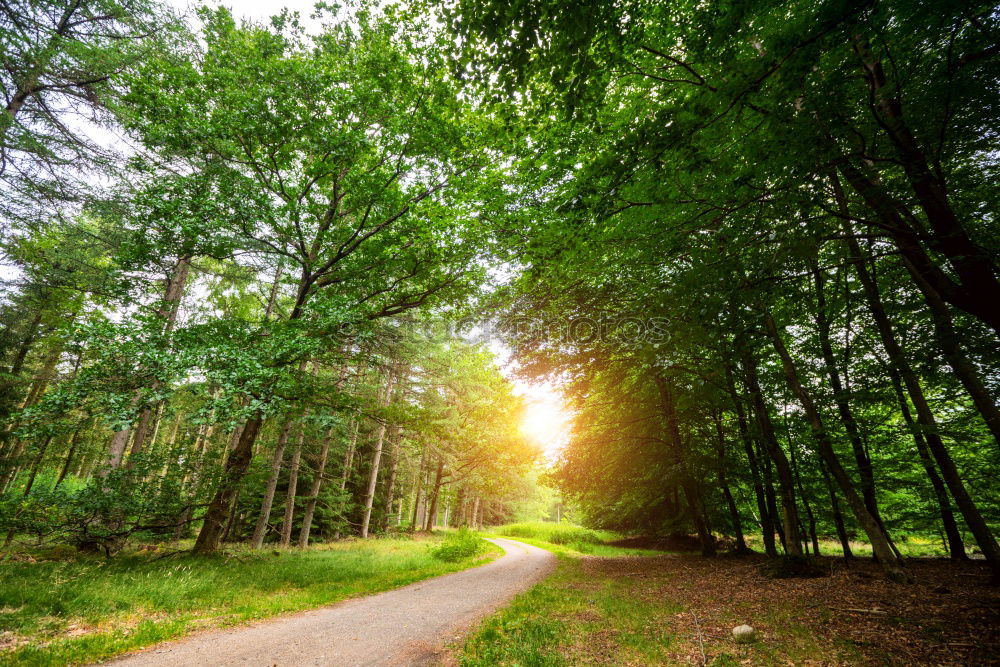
[0,533,501,667]
[488,522,665,557]
[460,557,682,666]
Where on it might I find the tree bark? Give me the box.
[339,417,359,490]
[834,196,995,570]
[761,308,908,581]
[361,374,396,538]
[811,260,885,528]
[887,370,966,560]
[654,372,714,556]
[724,363,774,555]
[298,425,335,548]
[905,262,1000,451]
[739,348,802,556]
[250,417,295,548]
[712,410,749,553]
[54,421,86,488]
[424,457,445,531]
[280,423,305,546]
[380,425,403,532]
[851,37,1000,337]
[193,415,263,554]
[820,459,853,559]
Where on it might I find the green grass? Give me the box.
[0,535,501,666]
[461,525,870,666]
[742,533,951,558]
[459,557,681,666]
[488,521,665,557]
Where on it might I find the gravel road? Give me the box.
[104,537,555,667]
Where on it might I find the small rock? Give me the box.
[732,624,756,643]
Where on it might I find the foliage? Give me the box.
[429,527,485,562]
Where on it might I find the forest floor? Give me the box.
[0,533,501,666]
[455,548,1000,666]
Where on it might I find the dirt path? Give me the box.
[104,538,554,667]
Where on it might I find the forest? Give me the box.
[1,0,999,664]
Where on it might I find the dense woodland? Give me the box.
[2,0,999,587]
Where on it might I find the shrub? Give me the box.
[495,521,611,545]
[430,528,486,562]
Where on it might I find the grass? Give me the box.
[457,552,863,666]
[488,521,665,557]
[459,526,992,665]
[0,534,501,666]
[743,533,951,558]
[459,557,682,666]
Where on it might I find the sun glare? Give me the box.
[517,383,572,460]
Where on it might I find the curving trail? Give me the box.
[104,538,555,667]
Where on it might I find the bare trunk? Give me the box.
[740,348,802,556]
[905,262,1000,451]
[725,363,774,555]
[835,199,994,570]
[250,417,295,548]
[851,38,1000,337]
[811,260,884,527]
[339,418,360,490]
[820,459,853,559]
[424,458,444,531]
[380,426,403,532]
[280,423,305,546]
[298,425,335,548]
[193,415,263,554]
[361,375,396,538]
[887,371,966,560]
[54,422,87,488]
[762,309,907,581]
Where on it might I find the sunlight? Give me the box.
[515,382,572,460]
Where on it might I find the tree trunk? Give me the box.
[834,200,995,570]
[713,411,749,554]
[789,434,820,556]
[850,38,1000,337]
[905,262,1000,451]
[125,256,193,463]
[250,417,295,548]
[339,417,360,491]
[725,364,773,555]
[470,496,480,530]
[653,372,715,556]
[887,369,966,560]
[361,375,396,538]
[409,442,428,529]
[54,422,86,488]
[761,308,908,581]
[222,488,241,543]
[740,348,802,556]
[424,458,444,531]
[380,426,403,532]
[193,415,263,554]
[280,423,305,546]
[298,425,335,548]
[811,260,885,527]
[820,459,853,559]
